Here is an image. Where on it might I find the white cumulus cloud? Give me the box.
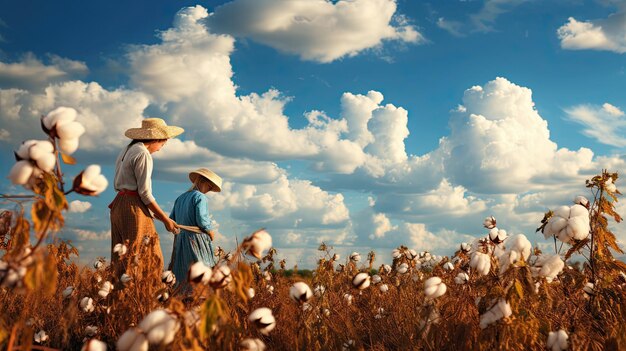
[205,0,424,63]
[68,200,92,213]
[0,53,88,91]
[557,8,626,53]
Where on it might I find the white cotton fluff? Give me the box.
[532,255,565,283]
[454,272,469,285]
[188,261,212,285]
[573,195,589,207]
[59,138,80,154]
[391,249,402,259]
[35,153,56,173]
[352,273,371,290]
[240,338,266,351]
[43,106,77,130]
[547,329,569,351]
[396,263,409,274]
[138,309,180,345]
[443,262,454,271]
[406,249,418,260]
[605,178,617,193]
[350,252,361,262]
[117,329,148,351]
[248,308,276,335]
[289,282,313,303]
[80,297,94,313]
[379,284,389,293]
[16,140,38,159]
[382,264,392,274]
[81,339,107,351]
[479,299,512,329]
[470,252,491,276]
[543,204,590,243]
[80,165,109,195]
[56,121,85,140]
[371,274,382,284]
[8,161,34,185]
[483,216,497,229]
[423,277,447,299]
[28,140,54,161]
[488,228,507,243]
[98,281,114,298]
[507,234,532,261]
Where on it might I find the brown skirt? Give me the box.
[109,193,164,275]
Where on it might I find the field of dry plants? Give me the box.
[2,108,626,350]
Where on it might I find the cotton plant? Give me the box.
[349,252,361,263]
[34,330,49,344]
[470,252,491,276]
[379,284,389,293]
[454,272,469,285]
[209,265,232,289]
[80,297,95,313]
[71,165,108,196]
[479,299,512,329]
[98,281,114,298]
[8,140,55,186]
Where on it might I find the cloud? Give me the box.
[441,77,595,194]
[205,0,424,63]
[0,53,88,91]
[71,229,111,241]
[564,103,626,147]
[557,2,626,53]
[211,174,350,230]
[436,0,530,36]
[68,200,92,213]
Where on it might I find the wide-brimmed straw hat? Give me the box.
[125,118,184,140]
[189,168,222,192]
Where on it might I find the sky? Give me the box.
[1,0,626,268]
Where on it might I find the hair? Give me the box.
[188,177,214,192]
[129,139,167,146]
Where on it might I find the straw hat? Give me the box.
[189,168,222,192]
[125,118,184,140]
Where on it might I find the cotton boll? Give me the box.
[537,255,564,283]
[350,252,361,262]
[81,339,107,351]
[240,338,266,351]
[379,284,389,293]
[352,273,370,290]
[139,309,171,332]
[80,297,94,312]
[56,121,85,140]
[117,329,147,351]
[396,263,409,274]
[573,196,589,207]
[454,272,469,285]
[8,161,34,185]
[546,217,568,239]
[188,261,211,284]
[554,206,571,219]
[248,308,276,335]
[44,106,77,130]
[371,274,382,284]
[566,216,590,241]
[35,153,56,172]
[470,252,490,276]
[483,216,497,229]
[391,249,401,259]
[547,329,569,351]
[557,228,571,244]
[79,165,109,194]
[209,265,231,288]
[443,262,454,271]
[289,282,313,302]
[28,140,54,161]
[16,140,38,159]
[59,138,80,154]
[424,277,446,299]
[569,204,589,219]
[98,281,114,298]
[146,316,179,345]
[488,228,507,244]
[242,229,272,259]
[507,234,532,261]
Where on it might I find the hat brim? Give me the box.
[189,172,222,192]
[125,126,184,140]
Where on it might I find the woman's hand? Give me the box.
[165,218,180,234]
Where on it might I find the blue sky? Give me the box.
[1,0,626,267]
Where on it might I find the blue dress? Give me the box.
[168,190,217,292]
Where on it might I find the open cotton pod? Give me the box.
[116,329,147,351]
[350,252,361,262]
[161,270,176,285]
[43,106,77,130]
[423,277,447,299]
[81,339,107,351]
[188,261,212,285]
[547,330,569,351]
[352,273,371,290]
[73,165,109,196]
[209,265,231,289]
[289,282,313,303]
[8,161,34,185]
[248,307,276,335]
[242,229,272,259]
[240,338,266,351]
[80,297,95,313]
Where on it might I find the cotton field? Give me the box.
[1,108,626,350]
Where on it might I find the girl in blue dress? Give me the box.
[168,168,222,293]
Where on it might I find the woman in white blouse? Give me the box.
[109,118,182,275]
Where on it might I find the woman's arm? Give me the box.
[148,201,179,234]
